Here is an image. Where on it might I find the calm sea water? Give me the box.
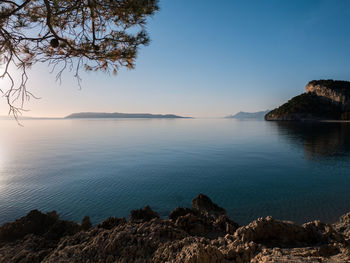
[1,118,350,226]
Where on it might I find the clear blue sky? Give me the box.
[1,0,350,117]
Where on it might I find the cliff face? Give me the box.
[265,80,350,121]
[1,194,350,263]
[306,80,350,110]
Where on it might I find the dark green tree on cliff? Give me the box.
[0,0,159,117]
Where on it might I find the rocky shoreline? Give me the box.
[1,194,350,263]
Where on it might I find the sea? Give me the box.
[1,118,350,225]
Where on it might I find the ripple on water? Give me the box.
[1,119,350,225]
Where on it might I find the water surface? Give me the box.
[1,118,350,225]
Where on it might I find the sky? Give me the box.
[1,0,350,118]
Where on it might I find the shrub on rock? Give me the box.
[130,205,159,223]
[169,207,194,221]
[98,217,127,230]
[0,210,81,242]
[81,216,92,230]
[191,194,226,219]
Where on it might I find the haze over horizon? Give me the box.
[1,0,350,118]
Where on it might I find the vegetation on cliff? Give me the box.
[265,93,343,121]
[308,80,350,90]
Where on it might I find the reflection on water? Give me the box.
[272,122,350,160]
[1,119,350,226]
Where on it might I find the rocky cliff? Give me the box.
[306,80,350,110]
[265,80,350,121]
[1,194,350,263]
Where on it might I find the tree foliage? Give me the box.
[0,0,159,117]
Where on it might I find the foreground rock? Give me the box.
[265,79,350,121]
[0,210,82,262]
[0,194,350,262]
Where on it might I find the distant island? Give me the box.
[226,110,269,120]
[265,79,350,121]
[65,112,189,119]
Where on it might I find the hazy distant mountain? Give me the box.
[65,112,189,119]
[226,110,270,120]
